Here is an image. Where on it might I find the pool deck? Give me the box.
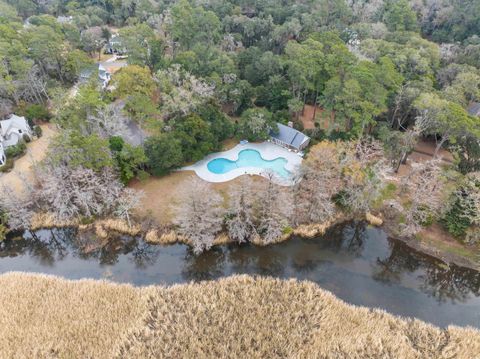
[181,142,303,186]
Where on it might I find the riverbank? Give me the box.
[0,272,478,358]
[24,209,480,272]
[381,217,480,271]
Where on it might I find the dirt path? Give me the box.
[0,123,56,196]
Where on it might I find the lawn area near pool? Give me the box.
[181,142,303,186]
[130,171,267,224]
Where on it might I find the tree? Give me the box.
[81,26,105,60]
[401,160,445,236]
[173,114,216,162]
[169,0,221,51]
[114,188,145,227]
[120,23,164,70]
[226,176,257,243]
[0,184,35,231]
[237,108,274,141]
[144,134,184,175]
[216,74,253,115]
[37,165,123,221]
[292,141,344,225]
[378,125,418,173]
[111,65,156,99]
[109,136,147,184]
[27,25,67,82]
[47,131,114,172]
[383,0,418,32]
[414,93,478,156]
[321,58,401,136]
[87,103,130,139]
[173,178,224,254]
[442,172,480,238]
[256,172,291,244]
[156,65,215,119]
[196,103,234,144]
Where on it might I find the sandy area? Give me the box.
[0,123,56,196]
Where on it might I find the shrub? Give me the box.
[0,158,14,173]
[0,224,6,242]
[33,126,43,138]
[24,104,50,122]
[5,142,26,158]
[442,198,472,237]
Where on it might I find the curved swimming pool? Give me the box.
[207,149,290,178]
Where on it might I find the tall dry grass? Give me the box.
[0,273,153,359]
[0,273,478,358]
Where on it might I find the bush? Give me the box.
[5,142,26,158]
[0,158,14,173]
[24,104,50,122]
[442,198,472,237]
[33,126,43,138]
[0,224,6,242]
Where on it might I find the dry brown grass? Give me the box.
[94,219,142,239]
[366,212,384,226]
[0,273,478,359]
[30,212,77,230]
[0,272,153,359]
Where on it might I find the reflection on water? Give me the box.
[1,222,480,328]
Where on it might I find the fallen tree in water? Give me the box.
[0,273,478,358]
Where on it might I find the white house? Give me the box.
[0,143,5,167]
[0,114,33,166]
[79,64,112,89]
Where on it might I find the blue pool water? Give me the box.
[207,149,290,178]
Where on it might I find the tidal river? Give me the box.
[1,221,479,328]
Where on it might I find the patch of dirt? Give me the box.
[298,104,334,130]
[0,123,56,196]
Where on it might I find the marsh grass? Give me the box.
[0,273,478,358]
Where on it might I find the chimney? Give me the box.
[287,121,293,128]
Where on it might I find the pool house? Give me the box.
[270,122,310,152]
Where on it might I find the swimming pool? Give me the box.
[207,149,291,178]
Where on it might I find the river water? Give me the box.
[1,221,479,328]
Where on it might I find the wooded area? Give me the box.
[0,0,479,248]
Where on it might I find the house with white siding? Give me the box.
[0,114,33,167]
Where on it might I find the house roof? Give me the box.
[467,102,480,117]
[270,123,310,149]
[1,114,29,135]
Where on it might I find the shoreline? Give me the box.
[8,211,478,273]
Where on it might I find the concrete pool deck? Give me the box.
[181,142,303,186]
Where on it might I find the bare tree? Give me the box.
[173,178,224,254]
[226,176,257,243]
[87,102,131,139]
[401,160,445,236]
[292,142,344,225]
[37,165,123,221]
[156,65,215,119]
[0,185,35,231]
[256,172,291,244]
[114,188,145,227]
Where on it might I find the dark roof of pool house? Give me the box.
[270,123,310,151]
